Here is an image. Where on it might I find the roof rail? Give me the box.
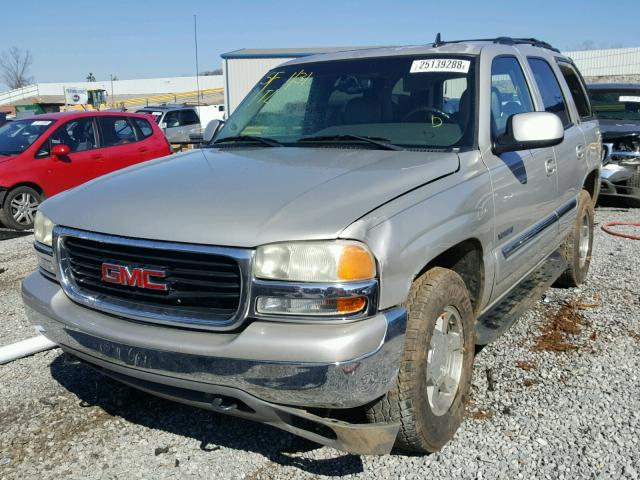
[431,34,560,53]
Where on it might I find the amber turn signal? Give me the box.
[337,245,376,281]
[336,296,367,314]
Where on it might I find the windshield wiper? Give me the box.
[297,134,404,151]
[213,135,283,147]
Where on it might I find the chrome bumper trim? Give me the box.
[23,272,406,408]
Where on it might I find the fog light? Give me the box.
[256,296,367,316]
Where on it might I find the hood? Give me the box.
[598,119,640,140]
[0,154,18,165]
[42,147,459,247]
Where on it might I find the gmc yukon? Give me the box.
[23,37,602,455]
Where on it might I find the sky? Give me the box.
[1,0,639,89]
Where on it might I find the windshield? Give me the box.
[0,118,56,155]
[216,56,476,149]
[590,89,640,121]
[136,110,163,124]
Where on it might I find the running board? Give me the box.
[476,251,567,345]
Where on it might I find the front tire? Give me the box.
[554,190,594,288]
[0,186,42,230]
[366,267,475,453]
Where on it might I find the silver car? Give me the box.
[24,37,601,455]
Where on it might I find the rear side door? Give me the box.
[96,116,143,172]
[41,117,102,194]
[526,57,585,236]
[556,60,600,189]
[130,116,171,161]
[480,54,560,303]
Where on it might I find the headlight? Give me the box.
[254,240,376,282]
[34,211,54,247]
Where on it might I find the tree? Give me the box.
[86,72,96,82]
[0,47,34,89]
[200,68,222,76]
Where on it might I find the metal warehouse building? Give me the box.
[221,45,640,114]
[221,47,377,113]
[564,47,640,84]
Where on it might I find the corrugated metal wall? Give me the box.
[563,47,640,78]
[223,57,293,113]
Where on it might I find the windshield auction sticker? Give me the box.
[619,95,640,103]
[410,59,470,74]
[31,120,52,126]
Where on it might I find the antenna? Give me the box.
[434,32,442,47]
[194,14,201,103]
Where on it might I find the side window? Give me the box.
[557,61,592,119]
[163,111,180,128]
[180,109,200,126]
[527,58,570,127]
[98,117,138,147]
[490,56,534,138]
[133,117,153,138]
[49,118,97,153]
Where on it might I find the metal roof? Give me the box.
[587,83,640,90]
[220,47,385,59]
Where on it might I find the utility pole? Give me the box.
[110,74,115,109]
[194,14,201,103]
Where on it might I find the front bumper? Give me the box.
[22,272,407,409]
[600,163,640,206]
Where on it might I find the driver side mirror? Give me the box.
[51,144,70,160]
[493,112,564,154]
[203,119,224,144]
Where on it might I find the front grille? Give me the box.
[61,235,243,321]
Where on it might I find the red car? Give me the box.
[0,112,171,229]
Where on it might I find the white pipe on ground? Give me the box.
[0,335,58,365]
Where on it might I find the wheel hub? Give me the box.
[10,193,38,226]
[578,212,590,267]
[426,306,464,416]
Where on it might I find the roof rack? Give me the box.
[432,33,560,53]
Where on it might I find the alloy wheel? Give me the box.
[9,192,39,227]
[426,305,464,416]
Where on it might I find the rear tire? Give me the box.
[0,186,42,230]
[554,190,594,288]
[365,267,475,453]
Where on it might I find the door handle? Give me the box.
[576,144,585,160]
[91,154,103,160]
[138,147,148,152]
[544,158,557,176]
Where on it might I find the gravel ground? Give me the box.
[0,208,639,479]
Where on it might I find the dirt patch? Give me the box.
[467,408,495,420]
[532,298,598,352]
[523,379,540,387]
[516,361,536,371]
[629,330,640,342]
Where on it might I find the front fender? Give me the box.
[340,151,495,311]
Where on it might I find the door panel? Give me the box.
[484,56,560,303]
[43,118,101,194]
[484,147,558,294]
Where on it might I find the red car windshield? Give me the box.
[0,118,56,156]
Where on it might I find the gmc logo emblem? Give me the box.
[101,263,168,291]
